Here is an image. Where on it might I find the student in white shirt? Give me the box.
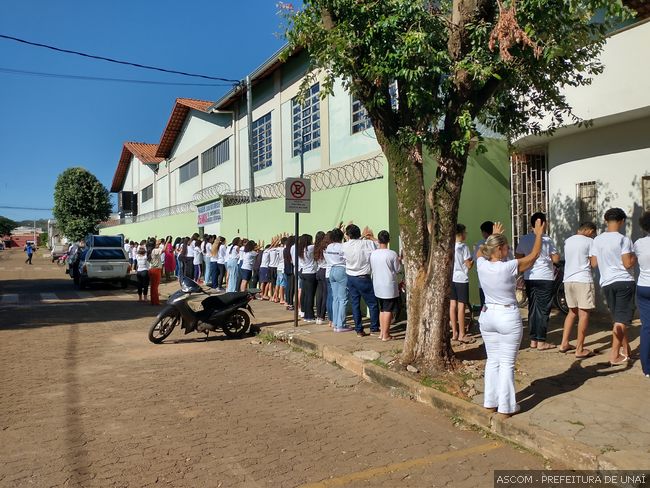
[135,247,151,302]
[259,244,272,299]
[473,221,494,308]
[478,219,544,415]
[240,240,258,291]
[559,222,597,358]
[451,224,474,344]
[208,236,221,289]
[313,231,330,325]
[268,239,282,301]
[298,234,318,322]
[370,231,401,341]
[591,208,637,366]
[342,224,379,336]
[515,212,560,351]
[275,237,289,304]
[214,236,227,290]
[225,237,241,292]
[324,228,349,331]
[236,239,248,291]
[634,211,650,378]
[192,239,203,282]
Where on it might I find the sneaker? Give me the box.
[299,311,305,318]
[303,318,315,323]
[356,331,369,337]
[315,318,323,325]
[334,327,354,333]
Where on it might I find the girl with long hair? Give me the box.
[298,234,317,322]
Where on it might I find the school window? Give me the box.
[292,83,321,156]
[577,181,598,223]
[141,184,153,203]
[251,113,272,172]
[351,95,372,134]
[643,176,650,211]
[179,157,199,184]
[202,138,230,173]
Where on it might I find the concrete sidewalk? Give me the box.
[156,279,650,471]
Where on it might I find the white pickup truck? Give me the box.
[76,235,130,289]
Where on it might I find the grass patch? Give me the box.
[258,332,278,344]
[420,376,450,394]
[370,358,389,369]
[291,346,304,354]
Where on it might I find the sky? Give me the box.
[0,0,296,223]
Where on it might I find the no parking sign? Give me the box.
[285,177,311,213]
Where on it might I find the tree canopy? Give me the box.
[0,216,18,236]
[282,0,631,372]
[53,167,112,242]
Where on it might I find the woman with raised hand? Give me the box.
[477,219,544,416]
[225,237,241,292]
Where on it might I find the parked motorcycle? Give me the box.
[148,276,258,343]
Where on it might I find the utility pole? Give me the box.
[246,75,255,203]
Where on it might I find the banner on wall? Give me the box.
[197,200,222,226]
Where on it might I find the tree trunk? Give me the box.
[375,131,468,373]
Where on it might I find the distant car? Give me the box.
[50,244,69,262]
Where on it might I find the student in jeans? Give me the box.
[451,224,474,344]
[591,208,637,366]
[325,228,350,331]
[634,211,650,378]
[342,224,379,337]
[560,222,597,358]
[283,236,296,309]
[225,237,241,292]
[515,212,561,351]
[478,219,544,415]
[370,230,401,341]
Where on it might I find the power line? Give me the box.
[0,66,237,87]
[0,206,53,211]
[0,33,241,84]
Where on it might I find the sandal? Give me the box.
[458,337,476,344]
[610,355,628,366]
[536,343,556,351]
[381,336,394,342]
[575,349,594,359]
[558,344,576,354]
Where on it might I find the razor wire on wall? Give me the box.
[222,155,384,207]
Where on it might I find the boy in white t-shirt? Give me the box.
[370,230,401,341]
[590,208,637,365]
[560,222,597,358]
[451,224,474,344]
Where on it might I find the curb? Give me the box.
[269,329,650,473]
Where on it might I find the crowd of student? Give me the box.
[146,224,402,340]
[123,206,650,417]
[473,208,650,417]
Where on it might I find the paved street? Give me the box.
[0,250,550,488]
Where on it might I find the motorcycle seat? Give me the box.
[202,292,249,309]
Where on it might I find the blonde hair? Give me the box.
[479,233,508,259]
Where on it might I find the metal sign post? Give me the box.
[286,135,310,327]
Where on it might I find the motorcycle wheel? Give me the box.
[554,283,569,315]
[222,310,250,339]
[148,307,180,344]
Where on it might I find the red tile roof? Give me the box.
[155,98,214,158]
[110,142,162,193]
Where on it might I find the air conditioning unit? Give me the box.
[119,191,134,213]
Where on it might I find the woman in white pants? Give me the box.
[477,219,544,415]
